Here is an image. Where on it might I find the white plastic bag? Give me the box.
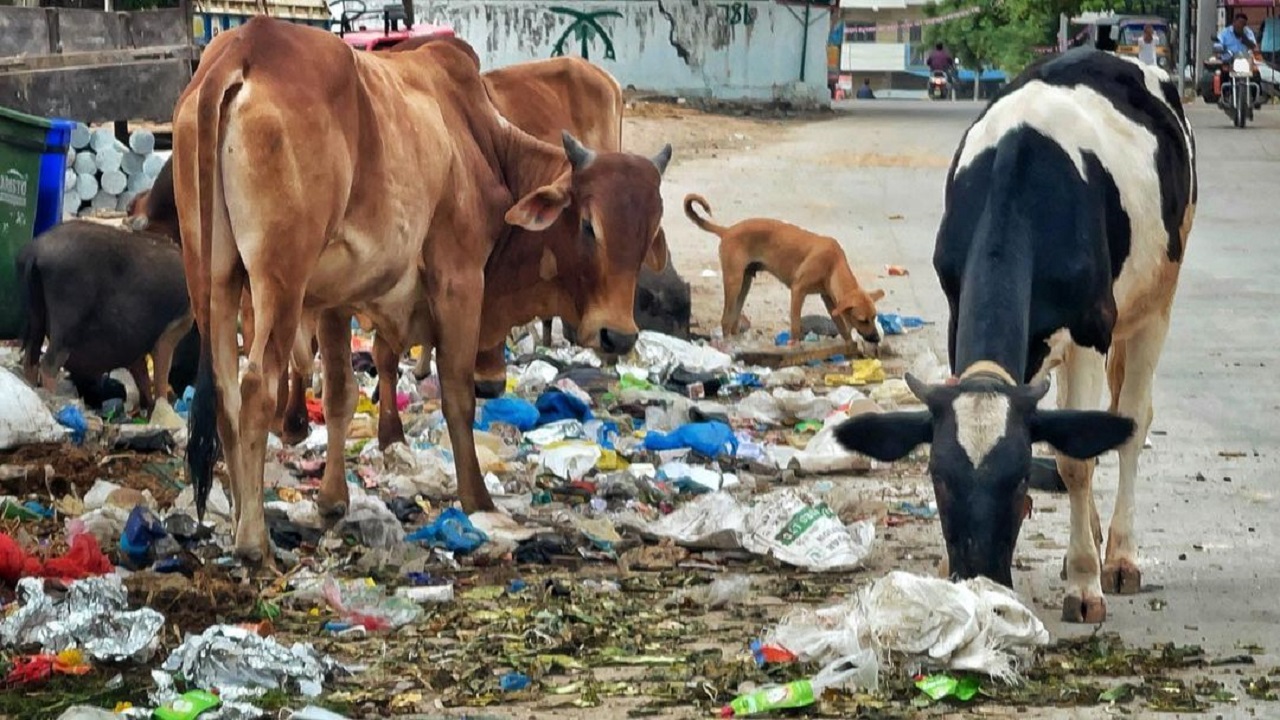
[540,441,602,480]
[794,411,872,474]
[0,369,65,449]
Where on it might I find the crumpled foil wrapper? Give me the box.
[157,625,340,705]
[632,331,732,381]
[0,575,164,662]
[547,346,603,369]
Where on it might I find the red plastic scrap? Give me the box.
[0,532,113,585]
[306,397,325,424]
[2,653,91,688]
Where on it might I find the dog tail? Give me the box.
[683,194,726,236]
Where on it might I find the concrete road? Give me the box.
[659,98,1280,711]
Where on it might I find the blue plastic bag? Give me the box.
[535,389,593,426]
[478,396,540,431]
[643,421,739,458]
[55,405,88,444]
[877,313,927,336]
[406,507,488,554]
[120,505,167,566]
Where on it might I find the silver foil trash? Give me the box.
[160,625,340,703]
[0,575,164,662]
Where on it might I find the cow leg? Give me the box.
[231,282,298,564]
[474,343,507,399]
[1055,344,1108,624]
[430,268,494,513]
[541,318,554,347]
[374,334,407,448]
[151,313,194,408]
[1101,314,1169,595]
[126,357,154,412]
[412,347,432,381]
[278,329,315,446]
[315,309,356,519]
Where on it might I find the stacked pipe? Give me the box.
[63,123,167,218]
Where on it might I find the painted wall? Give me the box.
[418,0,832,105]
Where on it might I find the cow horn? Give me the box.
[904,372,934,404]
[1020,378,1051,404]
[651,143,673,175]
[561,131,596,170]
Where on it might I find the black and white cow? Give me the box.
[835,48,1196,624]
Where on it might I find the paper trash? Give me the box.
[765,570,1049,681]
[622,488,873,572]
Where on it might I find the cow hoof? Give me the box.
[234,543,267,566]
[474,379,505,399]
[1101,561,1142,595]
[281,422,310,447]
[1061,594,1107,624]
[318,500,348,522]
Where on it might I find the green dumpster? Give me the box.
[0,104,75,340]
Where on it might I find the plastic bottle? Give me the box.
[719,653,874,717]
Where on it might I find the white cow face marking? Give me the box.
[952,392,1012,467]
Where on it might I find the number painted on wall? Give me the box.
[718,2,757,27]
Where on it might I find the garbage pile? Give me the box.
[0,318,975,716]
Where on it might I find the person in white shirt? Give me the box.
[1137,24,1158,65]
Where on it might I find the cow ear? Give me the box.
[651,144,673,176]
[1030,410,1135,460]
[506,173,572,231]
[834,410,933,462]
[645,227,669,272]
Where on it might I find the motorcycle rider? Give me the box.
[926,42,956,95]
[1217,12,1264,108]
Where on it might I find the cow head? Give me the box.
[834,287,886,343]
[506,131,671,355]
[834,364,1134,586]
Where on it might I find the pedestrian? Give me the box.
[856,78,875,99]
[1137,24,1158,65]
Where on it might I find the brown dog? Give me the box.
[684,193,884,345]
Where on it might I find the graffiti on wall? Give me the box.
[547,6,623,60]
[717,2,756,27]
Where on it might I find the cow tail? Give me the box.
[682,193,726,236]
[17,249,45,370]
[186,39,245,521]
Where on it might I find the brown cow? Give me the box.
[276,55,660,450]
[173,20,670,562]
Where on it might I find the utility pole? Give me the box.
[1195,0,1217,86]
[1178,0,1189,95]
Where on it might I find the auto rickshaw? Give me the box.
[1069,14,1173,69]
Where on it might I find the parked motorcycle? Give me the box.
[928,71,950,101]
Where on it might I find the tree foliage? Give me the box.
[923,0,1129,76]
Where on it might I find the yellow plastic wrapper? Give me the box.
[824,358,886,386]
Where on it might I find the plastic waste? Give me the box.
[336,491,405,550]
[540,441,604,481]
[765,571,1048,681]
[535,388,593,426]
[643,421,739,458]
[119,505,167,567]
[406,508,488,554]
[877,313,927,336]
[55,405,89,444]
[0,575,163,662]
[322,576,423,631]
[824,358,886,386]
[916,673,980,701]
[624,488,874,572]
[288,707,354,720]
[720,654,875,717]
[479,396,539,431]
[500,671,531,691]
[668,574,751,609]
[395,584,455,603]
[55,707,120,720]
[523,419,586,446]
[0,369,67,449]
[514,359,561,395]
[152,689,222,720]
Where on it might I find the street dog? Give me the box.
[683,193,884,345]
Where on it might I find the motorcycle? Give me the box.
[1200,43,1263,128]
[1222,50,1260,128]
[928,71,950,101]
